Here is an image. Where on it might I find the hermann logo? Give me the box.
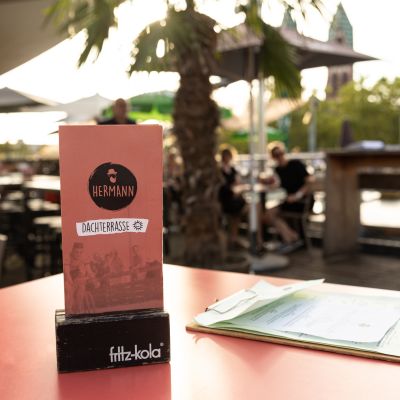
[88,162,137,211]
[109,343,163,363]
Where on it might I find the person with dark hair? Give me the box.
[98,98,136,125]
[263,142,314,253]
[219,148,269,253]
[164,150,184,224]
[219,148,247,249]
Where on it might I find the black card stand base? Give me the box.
[55,309,170,373]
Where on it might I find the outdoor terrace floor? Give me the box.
[265,248,400,291]
[164,232,400,292]
[1,237,399,292]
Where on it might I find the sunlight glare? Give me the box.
[156,40,166,58]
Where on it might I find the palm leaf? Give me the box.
[45,0,125,65]
[259,22,301,98]
[130,7,216,75]
[280,0,324,18]
[237,0,326,98]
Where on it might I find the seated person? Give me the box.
[262,142,314,252]
[163,150,184,225]
[218,148,247,249]
[218,148,268,253]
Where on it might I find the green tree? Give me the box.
[290,78,400,151]
[46,0,321,266]
[337,78,400,144]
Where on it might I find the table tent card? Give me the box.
[55,125,170,372]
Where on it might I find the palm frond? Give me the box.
[45,0,125,65]
[259,23,301,98]
[279,0,324,19]
[130,7,216,75]
[237,0,263,33]
[237,1,308,98]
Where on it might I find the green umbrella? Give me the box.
[129,91,174,122]
[102,91,232,123]
[231,126,288,147]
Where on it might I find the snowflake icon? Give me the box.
[132,220,144,231]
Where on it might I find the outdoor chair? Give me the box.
[280,194,314,251]
[26,216,62,279]
[279,179,324,252]
[0,234,8,282]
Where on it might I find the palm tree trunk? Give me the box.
[173,27,224,267]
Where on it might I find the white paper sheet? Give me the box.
[225,291,400,343]
[194,279,324,327]
[377,319,400,355]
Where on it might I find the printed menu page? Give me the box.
[59,125,163,316]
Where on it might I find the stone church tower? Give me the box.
[326,3,354,97]
[281,9,297,31]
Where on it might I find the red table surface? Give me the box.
[1,264,400,400]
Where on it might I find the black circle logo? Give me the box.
[88,162,137,210]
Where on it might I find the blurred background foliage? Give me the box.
[288,77,400,151]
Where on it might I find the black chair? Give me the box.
[280,194,314,251]
[0,234,8,282]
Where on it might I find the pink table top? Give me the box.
[1,265,400,400]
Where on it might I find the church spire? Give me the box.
[282,9,297,31]
[326,3,354,98]
[329,2,353,47]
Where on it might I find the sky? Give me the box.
[0,0,400,144]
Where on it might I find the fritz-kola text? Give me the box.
[109,344,163,363]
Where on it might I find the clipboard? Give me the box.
[186,322,400,363]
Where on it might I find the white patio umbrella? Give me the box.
[0,0,65,75]
[0,87,55,112]
[24,94,113,123]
